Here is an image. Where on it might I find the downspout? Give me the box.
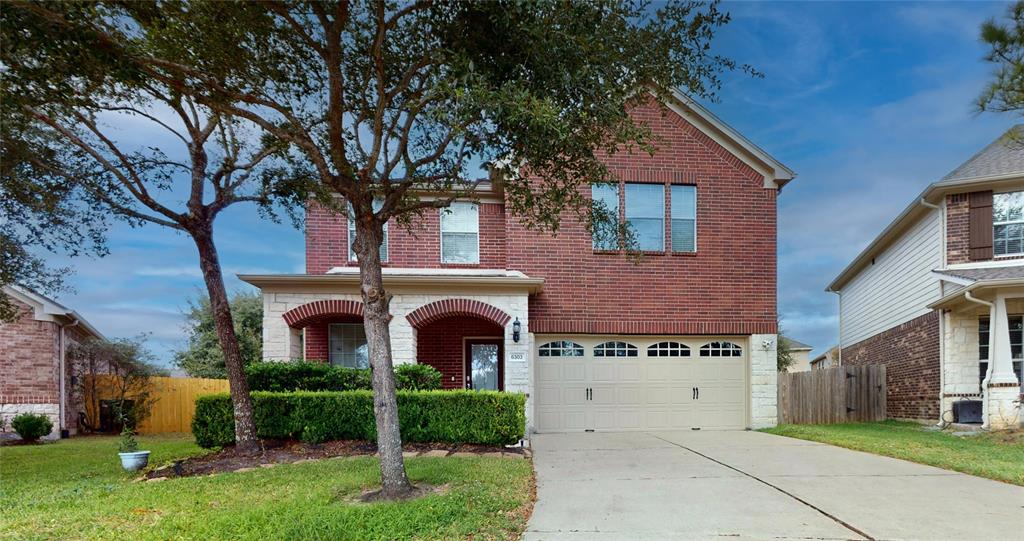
[963,290,994,429]
[58,319,80,439]
[836,291,842,366]
[919,197,944,427]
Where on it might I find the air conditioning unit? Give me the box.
[953,400,983,424]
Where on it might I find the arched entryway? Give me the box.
[282,300,369,366]
[408,299,511,391]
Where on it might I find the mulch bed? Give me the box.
[143,439,528,480]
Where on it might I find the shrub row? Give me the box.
[192,390,526,448]
[245,361,441,392]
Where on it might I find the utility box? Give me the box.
[953,400,983,424]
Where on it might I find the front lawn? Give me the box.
[762,420,1024,485]
[0,434,534,540]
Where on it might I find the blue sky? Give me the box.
[42,1,1019,366]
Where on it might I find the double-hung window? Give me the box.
[348,200,388,262]
[993,191,1024,256]
[977,315,1024,388]
[591,183,620,250]
[625,183,664,251]
[441,202,479,263]
[671,185,697,252]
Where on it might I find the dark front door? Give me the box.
[465,339,503,391]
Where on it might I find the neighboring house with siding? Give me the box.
[0,285,105,439]
[827,127,1024,429]
[781,337,814,372]
[243,91,793,434]
[809,347,839,370]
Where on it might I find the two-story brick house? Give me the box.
[828,127,1024,429]
[242,90,794,433]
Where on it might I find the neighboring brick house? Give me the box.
[828,127,1024,429]
[1,285,104,439]
[243,90,794,433]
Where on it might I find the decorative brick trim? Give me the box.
[988,382,1022,388]
[405,299,512,329]
[282,299,364,328]
[943,393,982,398]
[530,318,775,335]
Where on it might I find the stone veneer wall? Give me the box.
[749,334,778,429]
[841,311,940,421]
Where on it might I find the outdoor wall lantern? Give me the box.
[512,318,521,343]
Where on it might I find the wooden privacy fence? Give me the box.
[777,365,886,424]
[86,376,229,434]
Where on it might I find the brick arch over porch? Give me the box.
[282,299,364,329]
[405,299,512,330]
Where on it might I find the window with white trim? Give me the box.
[441,202,479,263]
[592,183,620,250]
[328,323,369,368]
[993,191,1024,256]
[348,200,388,262]
[977,315,1024,388]
[699,341,742,357]
[538,341,585,357]
[647,341,691,357]
[625,183,664,251]
[671,185,696,252]
[594,341,638,357]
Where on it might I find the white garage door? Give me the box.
[535,336,747,432]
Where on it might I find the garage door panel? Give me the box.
[535,336,747,432]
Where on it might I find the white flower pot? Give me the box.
[118,450,151,472]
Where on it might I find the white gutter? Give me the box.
[962,291,995,430]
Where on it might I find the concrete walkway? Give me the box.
[524,430,1024,540]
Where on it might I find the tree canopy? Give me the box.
[175,290,263,378]
[979,0,1024,145]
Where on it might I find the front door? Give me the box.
[465,339,503,391]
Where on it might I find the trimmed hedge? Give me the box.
[192,390,525,448]
[244,361,443,392]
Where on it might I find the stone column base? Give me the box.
[985,383,1022,430]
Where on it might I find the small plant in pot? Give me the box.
[117,426,150,472]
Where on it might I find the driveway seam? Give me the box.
[649,433,876,541]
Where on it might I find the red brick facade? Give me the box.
[303,100,779,337]
[946,193,970,265]
[416,316,503,389]
[841,311,940,420]
[0,297,60,406]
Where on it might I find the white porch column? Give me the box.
[984,294,1022,429]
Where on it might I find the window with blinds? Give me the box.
[625,183,664,251]
[671,185,696,253]
[441,202,479,263]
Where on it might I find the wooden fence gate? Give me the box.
[777,365,886,424]
[85,376,229,434]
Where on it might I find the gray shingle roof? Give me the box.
[780,336,813,350]
[936,266,1024,282]
[941,126,1024,182]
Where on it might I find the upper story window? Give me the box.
[699,341,742,357]
[993,191,1024,256]
[592,183,620,250]
[647,341,691,357]
[625,183,664,251]
[538,341,585,357]
[671,185,697,253]
[348,200,388,262]
[594,341,638,357]
[441,202,479,263]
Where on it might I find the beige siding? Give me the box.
[840,209,941,346]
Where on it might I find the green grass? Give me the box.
[0,434,534,540]
[762,420,1024,485]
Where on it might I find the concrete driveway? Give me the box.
[524,430,1023,541]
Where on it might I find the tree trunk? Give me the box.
[190,225,259,453]
[354,217,414,498]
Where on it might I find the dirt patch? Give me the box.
[143,439,526,480]
[354,482,451,503]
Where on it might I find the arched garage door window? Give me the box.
[538,341,584,357]
[699,341,742,357]
[647,341,691,357]
[594,341,638,357]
